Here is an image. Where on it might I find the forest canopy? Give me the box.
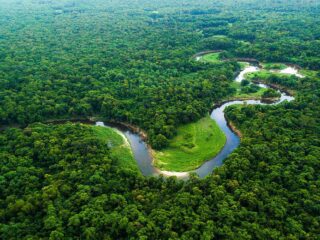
[0,0,319,239]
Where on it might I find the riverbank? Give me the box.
[195,50,304,77]
[227,120,242,138]
[201,52,221,63]
[252,80,295,96]
[192,50,222,58]
[0,52,297,179]
[92,125,140,172]
[153,116,226,172]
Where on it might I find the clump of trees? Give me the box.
[0,0,240,149]
[1,74,320,238]
[0,0,319,239]
[241,84,260,94]
[262,89,281,99]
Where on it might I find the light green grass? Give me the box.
[154,116,226,172]
[201,52,221,63]
[246,70,287,80]
[92,126,139,172]
[239,61,250,69]
[300,69,318,78]
[212,35,228,38]
[230,81,267,99]
[247,70,274,79]
[247,68,304,80]
[239,40,251,45]
[262,62,287,70]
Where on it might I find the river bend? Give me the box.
[98,63,295,178]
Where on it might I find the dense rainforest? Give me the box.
[0,0,319,239]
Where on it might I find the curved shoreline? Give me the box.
[0,53,298,179]
[227,121,242,138]
[153,54,297,178]
[0,82,295,180]
[195,50,304,78]
[192,50,223,58]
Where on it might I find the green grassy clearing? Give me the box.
[228,63,300,100]
[201,52,222,63]
[92,125,139,172]
[245,70,291,80]
[239,61,250,69]
[230,81,267,99]
[262,62,287,70]
[154,116,226,172]
[246,70,298,83]
[300,69,318,78]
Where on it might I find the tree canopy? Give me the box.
[0,0,319,239]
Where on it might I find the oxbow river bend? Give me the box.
[98,63,295,179]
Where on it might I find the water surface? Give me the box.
[96,64,294,178]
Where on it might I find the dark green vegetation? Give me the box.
[231,81,265,99]
[247,71,299,90]
[0,0,238,149]
[154,116,226,172]
[0,0,320,239]
[261,89,281,99]
[201,52,222,63]
[0,123,140,239]
[93,126,138,172]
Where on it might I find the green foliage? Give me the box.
[92,126,139,172]
[0,124,113,238]
[0,0,237,149]
[247,71,299,89]
[201,52,222,63]
[230,81,266,99]
[223,76,320,239]
[151,134,169,150]
[0,0,319,239]
[201,36,237,50]
[241,79,250,86]
[262,89,281,99]
[262,63,287,70]
[153,116,226,171]
[241,84,261,94]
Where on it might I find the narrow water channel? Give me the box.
[98,64,294,178]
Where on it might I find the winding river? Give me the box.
[96,61,296,179]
